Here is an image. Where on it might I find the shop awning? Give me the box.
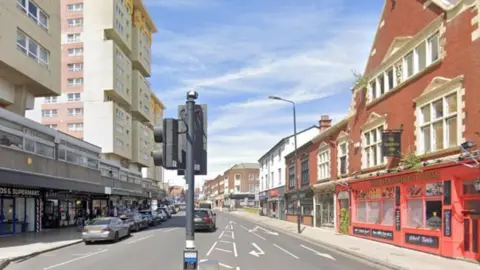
[0,167,106,194]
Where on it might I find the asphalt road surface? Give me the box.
[6,212,385,270]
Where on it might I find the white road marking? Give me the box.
[215,248,233,253]
[301,245,336,261]
[252,231,266,240]
[240,225,249,230]
[126,235,153,245]
[206,241,217,256]
[219,240,233,244]
[233,242,238,257]
[43,249,108,270]
[273,244,299,259]
[163,228,177,232]
[249,243,265,257]
[225,224,233,230]
[219,263,234,269]
[231,231,235,239]
[218,230,225,239]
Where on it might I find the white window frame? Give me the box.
[414,76,463,155]
[67,63,83,71]
[67,93,81,102]
[337,132,349,176]
[67,108,83,116]
[67,47,83,56]
[45,124,57,130]
[67,123,83,131]
[67,78,83,87]
[16,0,49,30]
[67,3,83,12]
[317,142,330,181]
[362,125,386,169]
[16,29,49,66]
[67,18,83,27]
[44,96,57,103]
[41,109,57,117]
[67,33,81,43]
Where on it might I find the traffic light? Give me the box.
[152,118,179,169]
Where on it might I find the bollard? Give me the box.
[198,260,219,270]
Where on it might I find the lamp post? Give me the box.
[268,95,301,234]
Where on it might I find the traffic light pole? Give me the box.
[183,91,198,269]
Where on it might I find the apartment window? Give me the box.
[318,148,330,180]
[44,124,57,130]
[116,138,124,148]
[67,18,83,27]
[248,174,254,180]
[67,123,83,131]
[249,184,255,193]
[67,33,81,43]
[67,3,83,12]
[67,108,83,116]
[271,172,274,187]
[278,168,281,185]
[369,32,440,101]
[300,158,309,186]
[67,63,83,71]
[235,174,241,181]
[418,92,458,154]
[362,126,385,168]
[67,78,83,87]
[41,109,57,117]
[338,142,348,175]
[67,93,81,101]
[288,165,295,188]
[17,0,49,29]
[44,96,57,103]
[67,47,83,56]
[16,29,49,66]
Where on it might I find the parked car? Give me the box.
[140,210,162,226]
[193,208,216,232]
[119,213,145,232]
[158,207,171,219]
[82,217,130,244]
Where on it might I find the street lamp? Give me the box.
[268,95,302,234]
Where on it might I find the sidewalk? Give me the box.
[231,210,480,270]
[0,227,82,268]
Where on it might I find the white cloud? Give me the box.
[151,2,378,186]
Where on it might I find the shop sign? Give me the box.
[0,187,40,197]
[444,209,452,237]
[371,229,393,240]
[381,130,402,157]
[353,227,371,236]
[405,233,439,248]
[395,209,401,231]
[269,189,278,197]
[371,170,440,187]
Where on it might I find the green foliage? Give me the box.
[339,208,350,234]
[352,70,369,89]
[401,147,422,171]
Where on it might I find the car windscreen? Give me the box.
[194,210,209,218]
[199,204,211,209]
[89,219,111,225]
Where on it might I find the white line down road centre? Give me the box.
[248,226,278,236]
[300,245,336,261]
[249,243,265,258]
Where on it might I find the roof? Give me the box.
[229,163,260,170]
[258,125,319,162]
[133,0,158,33]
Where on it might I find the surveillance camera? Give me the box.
[186,90,199,100]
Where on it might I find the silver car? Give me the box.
[82,217,130,245]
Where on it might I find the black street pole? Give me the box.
[292,102,301,234]
[183,91,198,269]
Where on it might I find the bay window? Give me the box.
[405,182,443,229]
[355,187,395,225]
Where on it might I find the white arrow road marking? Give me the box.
[249,243,265,258]
[273,244,299,259]
[301,245,336,261]
[258,226,279,235]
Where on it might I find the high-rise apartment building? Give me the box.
[1,0,61,116]
[26,0,165,183]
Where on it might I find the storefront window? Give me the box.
[356,187,394,225]
[406,182,443,229]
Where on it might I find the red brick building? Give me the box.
[334,0,480,260]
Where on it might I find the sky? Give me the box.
[144,0,384,187]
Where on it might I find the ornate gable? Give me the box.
[414,75,464,105]
[336,131,349,142]
[382,37,413,63]
[317,141,329,152]
[361,112,387,131]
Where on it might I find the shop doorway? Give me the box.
[0,197,15,235]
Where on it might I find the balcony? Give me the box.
[131,25,151,77]
[149,94,165,127]
[131,70,152,123]
[131,120,153,167]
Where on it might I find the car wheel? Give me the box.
[113,232,120,242]
[84,241,91,245]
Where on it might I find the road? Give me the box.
[6,212,384,270]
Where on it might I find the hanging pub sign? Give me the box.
[381,129,402,157]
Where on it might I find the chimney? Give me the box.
[319,115,332,133]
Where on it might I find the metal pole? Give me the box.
[292,102,301,234]
[184,92,198,269]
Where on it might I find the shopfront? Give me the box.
[268,188,279,218]
[43,191,89,228]
[338,161,480,260]
[259,191,268,216]
[91,195,110,218]
[0,186,41,235]
[285,187,314,226]
[313,182,336,229]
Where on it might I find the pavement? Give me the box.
[230,210,480,270]
[3,212,382,270]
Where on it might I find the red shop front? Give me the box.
[336,161,480,260]
[268,188,279,218]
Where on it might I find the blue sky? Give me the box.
[143,0,384,186]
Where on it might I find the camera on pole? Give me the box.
[152,118,179,169]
